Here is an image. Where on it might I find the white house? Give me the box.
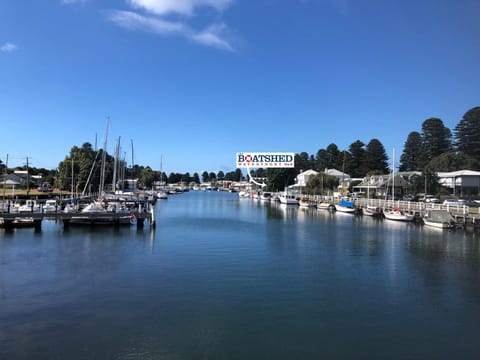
[295,169,319,187]
[437,170,480,196]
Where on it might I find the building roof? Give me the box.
[437,170,480,177]
[325,168,350,179]
[297,169,319,177]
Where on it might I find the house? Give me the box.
[437,170,480,197]
[324,168,351,192]
[353,173,409,199]
[295,169,319,187]
[0,173,26,186]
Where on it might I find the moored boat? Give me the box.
[43,199,59,213]
[423,209,456,229]
[335,198,356,213]
[279,191,299,205]
[384,208,415,222]
[363,205,380,217]
[299,198,316,208]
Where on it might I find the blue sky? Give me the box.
[1,0,479,175]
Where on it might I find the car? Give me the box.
[443,199,463,206]
[402,194,416,201]
[423,195,440,203]
[38,184,53,192]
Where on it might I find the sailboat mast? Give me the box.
[392,148,395,201]
[112,136,120,194]
[2,154,8,210]
[131,139,135,193]
[98,119,109,199]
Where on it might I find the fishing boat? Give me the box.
[383,208,415,222]
[279,191,299,205]
[422,209,456,229]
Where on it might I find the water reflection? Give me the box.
[1,192,480,359]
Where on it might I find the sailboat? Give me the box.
[157,155,168,200]
[70,120,133,225]
[383,149,415,222]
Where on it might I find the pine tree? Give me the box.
[454,106,480,159]
[399,131,425,171]
[347,140,366,177]
[421,118,452,161]
[365,139,389,174]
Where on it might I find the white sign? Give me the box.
[236,152,295,168]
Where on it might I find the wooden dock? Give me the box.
[0,209,154,230]
[286,194,480,230]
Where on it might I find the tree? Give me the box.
[427,152,480,172]
[316,149,329,171]
[139,166,155,188]
[181,172,191,183]
[192,172,200,184]
[454,106,480,160]
[347,140,366,177]
[217,171,225,181]
[325,143,342,169]
[208,172,216,182]
[365,138,389,174]
[399,132,425,171]
[421,118,452,162]
[265,168,297,192]
[303,173,338,195]
[201,171,209,183]
[296,152,310,172]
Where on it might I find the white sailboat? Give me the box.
[157,155,168,200]
[384,149,414,222]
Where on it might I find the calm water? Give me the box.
[1,191,480,360]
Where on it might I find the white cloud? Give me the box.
[127,0,233,16]
[189,23,233,51]
[107,10,188,34]
[0,42,18,53]
[61,0,88,4]
[106,10,234,51]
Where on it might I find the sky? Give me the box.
[1,0,479,175]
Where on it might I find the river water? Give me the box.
[1,191,480,359]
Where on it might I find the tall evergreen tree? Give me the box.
[296,152,311,172]
[316,149,329,171]
[454,106,480,159]
[421,118,452,162]
[365,139,389,174]
[399,131,425,171]
[325,143,342,169]
[347,140,366,177]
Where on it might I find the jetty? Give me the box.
[270,193,480,230]
[0,204,155,230]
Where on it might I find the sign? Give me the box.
[236,152,295,168]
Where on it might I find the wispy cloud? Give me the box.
[190,23,234,51]
[106,0,236,51]
[0,42,18,53]
[61,0,88,4]
[127,0,233,16]
[107,10,188,34]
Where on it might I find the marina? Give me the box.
[1,191,480,359]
